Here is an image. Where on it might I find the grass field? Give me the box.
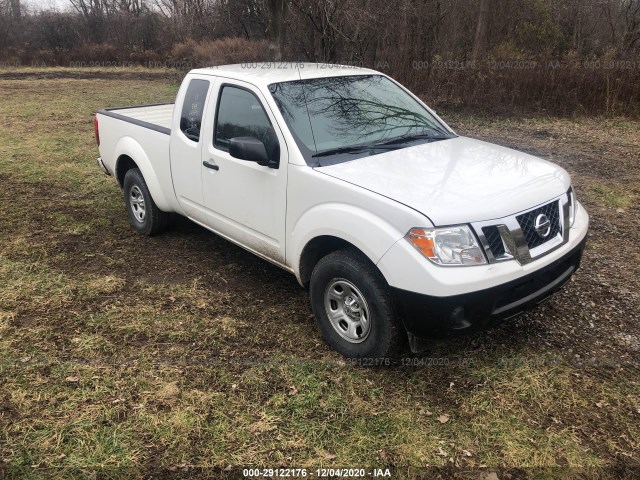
[0,69,639,479]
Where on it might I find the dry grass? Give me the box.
[171,37,270,68]
[0,69,639,478]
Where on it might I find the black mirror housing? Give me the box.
[229,137,270,165]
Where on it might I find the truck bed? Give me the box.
[100,104,174,134]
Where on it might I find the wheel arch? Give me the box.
[299,236,364,288]
[113,137,173,212]
[115,154,138,187]
[290,203,407,288]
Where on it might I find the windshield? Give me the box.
[268,74,454,165]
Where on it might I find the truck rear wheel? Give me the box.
[309,249,404,360]
[123,168,168,236]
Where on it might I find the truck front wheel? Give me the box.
[123,168,168,236]
[309,249,404,360]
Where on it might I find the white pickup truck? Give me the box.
[95,63,589,358]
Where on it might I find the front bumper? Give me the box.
[393,236,587,338]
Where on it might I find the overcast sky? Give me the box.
[24,0,75,12]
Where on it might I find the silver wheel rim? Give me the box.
[130,185,146,222]
[323,278,371,343]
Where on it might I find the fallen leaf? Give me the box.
[65,376,79,383]
[596,401,604,408]
[438,414,450,423]
[288,385,298,396]
[377,450,388,462]
[462,449,472,457]
[436,447,448,456]
[249,420,276,433]
[156,382,180,401]
[485,473,500,480]
[319,450,336,460]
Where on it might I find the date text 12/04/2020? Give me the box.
[242,468,392,477]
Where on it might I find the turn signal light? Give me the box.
[406,228,437,259]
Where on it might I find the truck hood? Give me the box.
[315,136,571,225]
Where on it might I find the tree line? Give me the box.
[1,0,639,115]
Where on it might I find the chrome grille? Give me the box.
[482,226,506,257]
[472,194,570,266]
[516,201,561,249]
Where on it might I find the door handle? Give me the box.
[203,160,219,171]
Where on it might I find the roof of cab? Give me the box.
[189,63,380,87]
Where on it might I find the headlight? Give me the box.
[406,225,487,266]
[568,186,577,227]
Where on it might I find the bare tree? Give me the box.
[267,0,288,60]
[10,0,19,19]
[621,0,640,51]
[472,0,490,61]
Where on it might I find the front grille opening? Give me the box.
[516,201,561,249]
[482,226,505,258]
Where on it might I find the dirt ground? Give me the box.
[0,71,638,479]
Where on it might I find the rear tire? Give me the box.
[123,168,168,236]
[309,248,404,360]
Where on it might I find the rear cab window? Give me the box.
[180,79,210,142]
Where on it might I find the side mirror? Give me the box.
[229,137,269,165]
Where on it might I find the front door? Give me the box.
[200,80,288,265]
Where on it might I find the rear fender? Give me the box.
[114,136,172,212]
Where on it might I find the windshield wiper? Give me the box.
[375,133,453,147]
[311,143,396,158]
[311,133,453,159]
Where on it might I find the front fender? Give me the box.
[114,136,173,212]
[288,202,406,283]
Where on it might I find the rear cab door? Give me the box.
[199,77,289,265]
[169,74,214,225]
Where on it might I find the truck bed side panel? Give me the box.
[97,112,181,214]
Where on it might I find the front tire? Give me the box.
[123,168,168,236]
[309,249,404,359]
